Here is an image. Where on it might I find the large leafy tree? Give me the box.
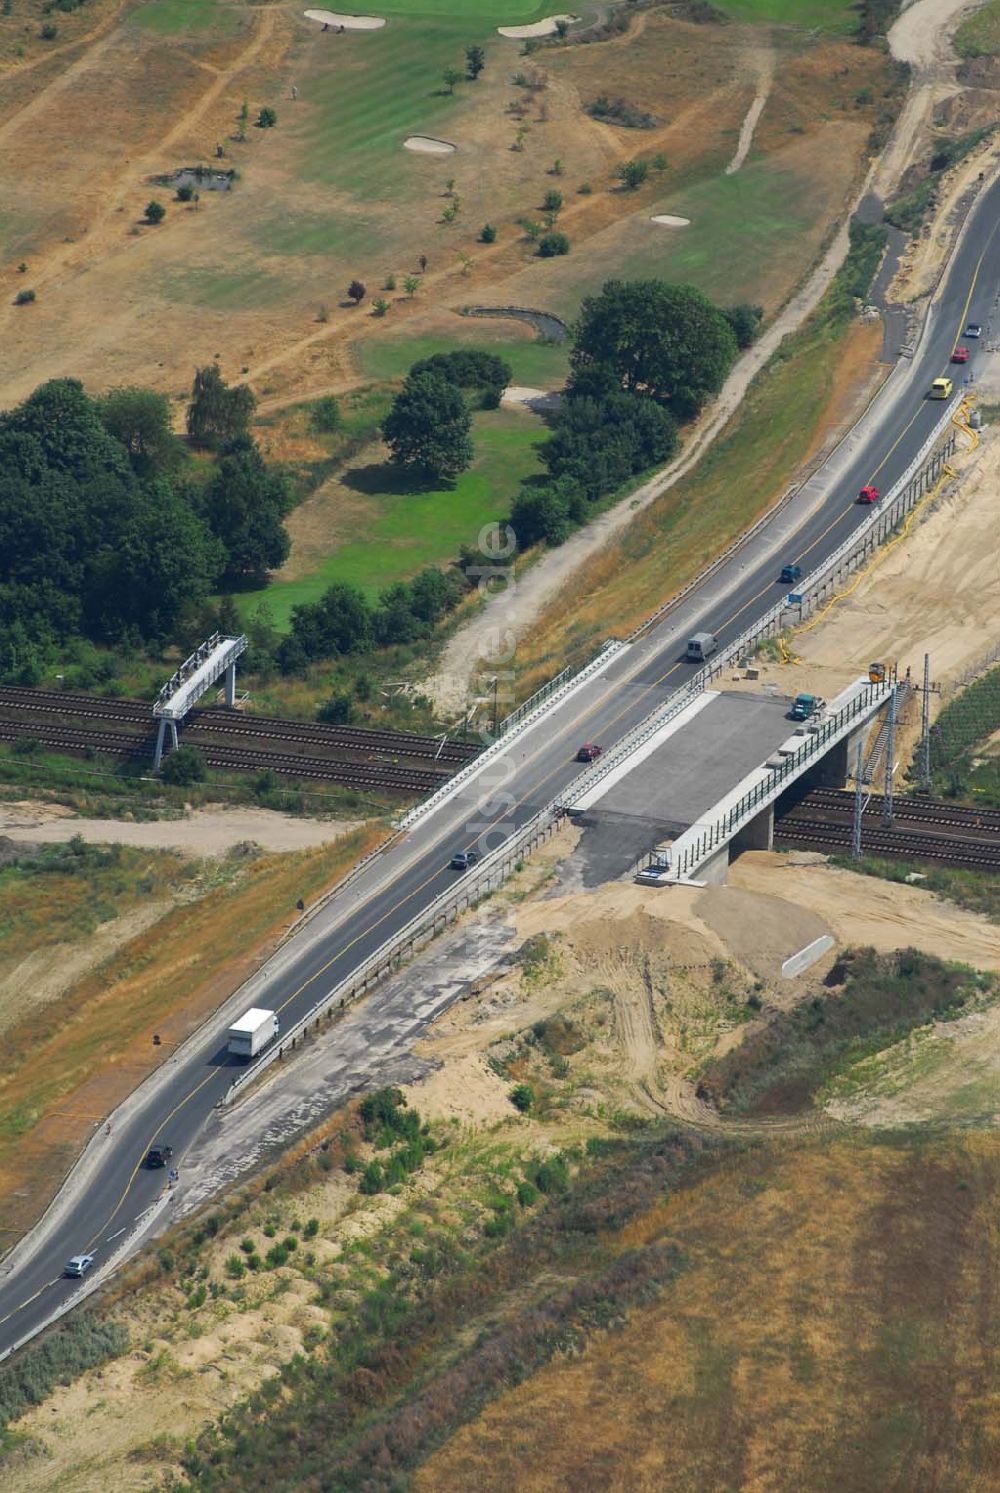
[0,378,219,650]
[382,370,474,481]
[543,389,677,501]
[97,386,182,476]
[203,435,291,579]
[186,364,256,449]
[570,279,738,419]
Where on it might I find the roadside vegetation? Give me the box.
[695,947,992,1116]
[517,221,890,692]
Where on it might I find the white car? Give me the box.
[64,1254,94,1278]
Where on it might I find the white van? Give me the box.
[686,632,719,663]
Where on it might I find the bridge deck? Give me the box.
[564,689,796,887]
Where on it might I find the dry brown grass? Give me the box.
[0,5,898,413]
[0,823,382,1241]
[419,1133,1000,1493]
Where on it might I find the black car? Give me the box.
[145,1144,174,1169]
[450,850,479,871]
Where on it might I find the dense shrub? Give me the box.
[538,231,570,257]
[586,95,657,129]
[697,948,985,1115]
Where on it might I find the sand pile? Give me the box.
[404,135,456,155]
[303,9,386,30]
[498,13,578,39]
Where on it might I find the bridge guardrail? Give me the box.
[656,679,893,882]
[222,806,562,1104]
[395,639,627,834]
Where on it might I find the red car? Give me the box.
[951,346,970,364]
[576,743,603,763]
[857,485,880,505]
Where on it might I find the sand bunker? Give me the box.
[404,135,456,155]
[304,9,386,29]
[497,13,579,38]
[650,214,691,228]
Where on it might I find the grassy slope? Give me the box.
[518,315,878,689]
[0,827,381,1241]
[418,1131,1000,1493]
[954,0,1000,57]
[241,408,546,628]
[715,0,858,27]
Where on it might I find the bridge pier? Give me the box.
[799,724,868,790]
[223,662,237,708]
[152,718,179,772]
[732,802,774,855]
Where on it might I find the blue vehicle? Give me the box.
[779,564,802,585]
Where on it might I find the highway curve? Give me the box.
[2,176,999,1357]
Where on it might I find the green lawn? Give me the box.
[377,1,549,15]
[714,0,859,28]
[531,155,846,323]
[359,328,569,388]
[129,0,240,36]
[240,408,545,629]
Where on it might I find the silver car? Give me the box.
[64,1254,94,1278]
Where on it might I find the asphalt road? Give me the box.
[2,179,999,1357]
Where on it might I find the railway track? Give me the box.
[787,788,1000,835]
[0,719,446,793]
[0,686,477,766]
[774,819,1000,871]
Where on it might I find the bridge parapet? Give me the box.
[638,676,893,884]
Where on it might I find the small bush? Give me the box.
[303,1218,319,1239]
[14,288,36,305]
[257,106,277,128]
[176,182,195,202]
[309,394,340,433]
[479,222,497,243]
[586,95,656,129]
[144,200,165,225]
[509,1083,534,1113]
[225,1255,246,1280]
[537,231,569,257]
[159,745,205,786]
[40,20,57,39]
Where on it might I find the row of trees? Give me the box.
[0,370,290,673]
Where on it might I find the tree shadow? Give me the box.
[341,461,450,496]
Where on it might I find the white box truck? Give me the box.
[228,1007,279,1060]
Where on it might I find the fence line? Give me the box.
[222,808,562,1104]
[940,638,1000,701]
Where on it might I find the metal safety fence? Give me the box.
[648,678,893,883]
[222,807,563,1104]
